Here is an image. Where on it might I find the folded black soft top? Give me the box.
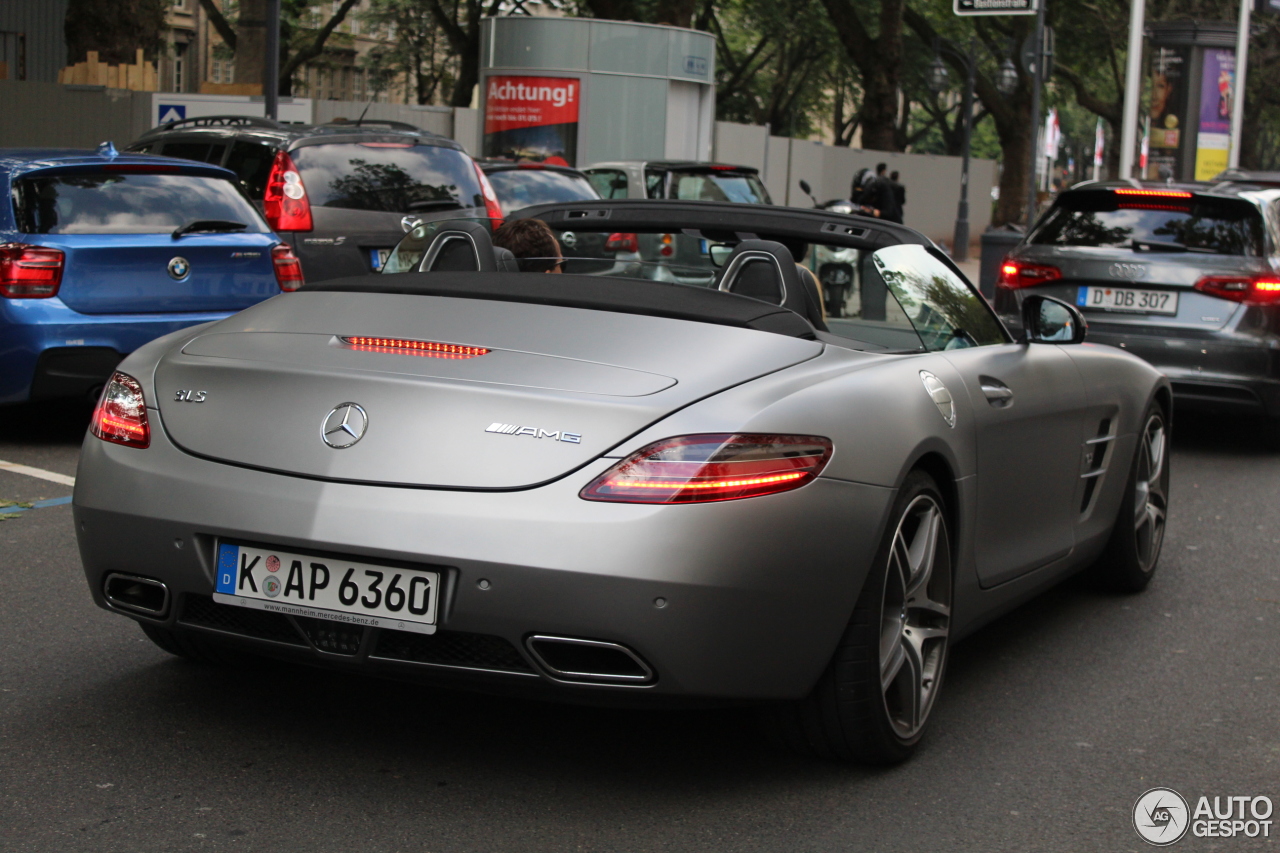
[300,271,817,338]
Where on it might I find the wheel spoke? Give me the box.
[881,638,907,692]
[904,506,940,597]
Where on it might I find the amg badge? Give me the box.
[486,423,582,443]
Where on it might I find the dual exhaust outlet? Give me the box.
[102,574,654,685]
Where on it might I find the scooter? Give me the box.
[798,179,880,217]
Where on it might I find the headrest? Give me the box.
[718,240,826,331]
[421,220,497,272]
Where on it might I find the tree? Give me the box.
[818,0,906,151]
[360,0,456,105]
[65,0,166,66]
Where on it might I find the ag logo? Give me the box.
[1109,262,1147,280]
[1134,787,1190,846]
[168,256,191,280]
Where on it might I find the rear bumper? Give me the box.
[0,298,231,404]
[74,424,892,702]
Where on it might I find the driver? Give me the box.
[492,218,564,273]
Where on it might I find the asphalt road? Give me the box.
[1,399,1276,853]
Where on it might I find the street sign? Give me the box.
[954,0,1038,15]
[1020,26,1055,78]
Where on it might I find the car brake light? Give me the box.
[341,336,489,358]
[0,243,64,298]
[604,232,639,253]
[581,434,833,504]
[1194,274,1280,305]
[264,149,313,232]
[473,161,504,229]
[1114,188,1193,199]
[271,243,304,291]
[91,372,150,449]
[659,233,675,257]
[996,259,1062,290]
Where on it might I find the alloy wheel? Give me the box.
[879,495,951,740]
[1133,413,1168,573]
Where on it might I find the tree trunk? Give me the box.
[236,0,266,95]
[819,0,904,152]
[993,117,1031,226]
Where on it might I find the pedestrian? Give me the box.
[862,163,900,223]
[889,170,905,222]
[491,218,563,272]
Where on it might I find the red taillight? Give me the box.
[604,232,639,253]
[996,259,1062,290]
[341,336,489,358]
[581,434,833,504]
[1114,188,1193,199]
[0,243,64,298]
[263,149,313,232]
[474,161,504,229]
[271,243,304,291]
[91,372,150,449]
[1194,274,1280,305]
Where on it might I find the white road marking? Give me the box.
[0,460,76,487]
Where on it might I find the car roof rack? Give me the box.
[144,115,284,134]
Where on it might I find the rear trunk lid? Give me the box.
[154,291,822,488]
[1016,244,1263,332]
[49,233,280,314]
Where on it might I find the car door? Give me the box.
[870,244,1087,587]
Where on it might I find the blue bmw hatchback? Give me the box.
[0,145,300,404]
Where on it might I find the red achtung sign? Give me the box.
[483,75,580,165]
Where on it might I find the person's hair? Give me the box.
[876,162,887,174]
[491,218,561,272]
[890,170,899,181]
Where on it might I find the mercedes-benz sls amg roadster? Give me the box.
[75,200,1172,764]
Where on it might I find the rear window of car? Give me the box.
[291,142,484,214]
[670,171,771,205]
[11,171,270,235]
[1030,191,1264,256]
[484,168,599,216]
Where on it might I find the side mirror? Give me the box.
[1022,294,1087,344]
[798,179,812,195]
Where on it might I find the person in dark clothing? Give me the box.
[863,163,899,222]
[889,170,905,222]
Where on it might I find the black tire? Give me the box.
[771,470,953,764]
[139,622,244,665]
[1090,401,1170,593]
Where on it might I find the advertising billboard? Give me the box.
[482,75,580,166]
[1195,48,1235,180]
[1147,46,1190,179]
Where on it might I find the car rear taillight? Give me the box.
[1113,188,1193,199]
[1194,274,1280,305]
[0,243,64,298]
[264,149,313,232]
[91,372,150,449]
[605,232,639,253]
[658,233,675,257]
[272,243,304,291]
[996,259,1062,290]
[474,161,504,229]
[581,434,833,504]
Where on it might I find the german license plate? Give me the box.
[1077,286,1178,315]
[370,248,392,271]
[214,542,439,634]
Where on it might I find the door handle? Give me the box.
[980,379,1014,407]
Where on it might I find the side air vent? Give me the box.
[525,635,654,684]
[1080,418,1115,513]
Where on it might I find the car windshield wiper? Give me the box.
[172,220,249,239]
[1129,239,1216,254]
[406,199,464,212]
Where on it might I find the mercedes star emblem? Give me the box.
[321,403,368,449]
[168,256,191,280]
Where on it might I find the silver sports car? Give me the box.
[75,200,1171,764]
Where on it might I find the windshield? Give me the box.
[291,142,484,214]
[11,172,269,235]
[484,169,599,216]
[1030,192,1264,255]
[670,171,771,204]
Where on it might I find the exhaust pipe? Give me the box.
[103,573,170,617]
[525,635,654,684]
